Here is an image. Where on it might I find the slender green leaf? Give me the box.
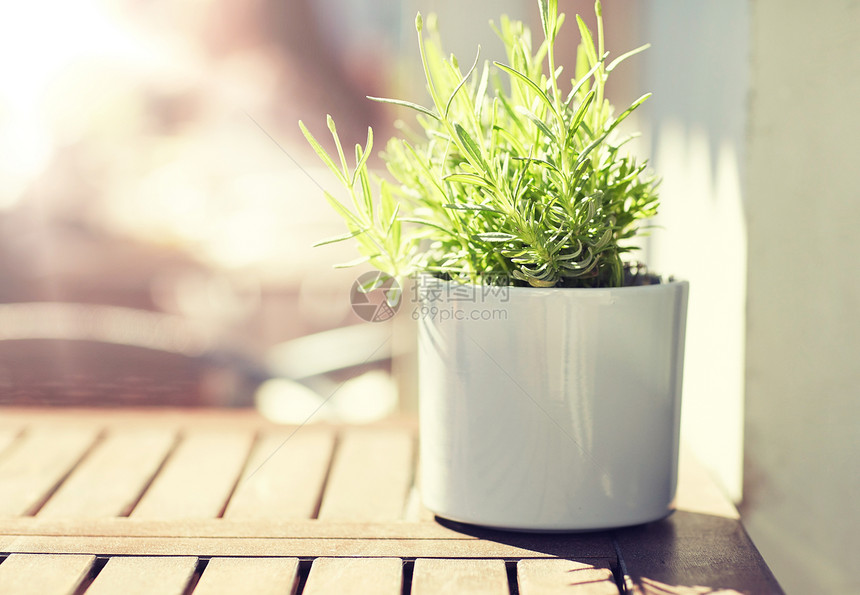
[356,158,373,217]
[576,15,598,67]
[313,228,367,247]
[298,121,348,186]
[333,255,373,269]
[443,203,504,214]
[475,232,518,242]
[445,47,481,118]
[574,93,650,170]
[515,106,557,142]
[327,115,349,181]
[351,127,373,185]
[538,0,558,41]
[321,192,362,228]
[511,155,561,175]
[565,57,603,106]
[496,92,528,135]
[443,173,494,188]
[454,123,488,170]
[568,89,595,136]
[367,96,440,121]
[474,62,490,120]
[383,201,401,235]
[606,43,650,73]
[492,125,528,156]
[401,217,459,236]
[494,62,559,120]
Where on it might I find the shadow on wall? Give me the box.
[636,0,749,504]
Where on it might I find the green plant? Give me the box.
[300,0,658,288]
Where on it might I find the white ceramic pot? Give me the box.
[416,276,689,531]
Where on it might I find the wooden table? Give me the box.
[0,408,782,594]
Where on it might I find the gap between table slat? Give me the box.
[0,427,101,517]
[223,429,335,520]
[129,430,255,519]
[37,429,176,519]
[318,428,414,522]
[0,427,22,458]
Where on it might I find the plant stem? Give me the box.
[594,1,606,132]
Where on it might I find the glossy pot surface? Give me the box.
[417,277,689,530]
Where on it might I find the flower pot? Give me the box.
[416,276,689,531]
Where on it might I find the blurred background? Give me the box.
[0,0,858,592]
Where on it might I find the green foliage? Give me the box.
[300,0,659,288]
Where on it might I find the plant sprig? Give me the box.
[300,0,659,288]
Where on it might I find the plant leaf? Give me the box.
[454,123,488,170]
[568,89,595,137]
[298,121,348,186]
[538,0,559,41]
[574,93,650,170]
[443,203,504,214]
[515,106,557,142]
[351,127,373,185]
[475,232,518,242]
[443,173,494,189]
[606,43,651,73]
[313,228,366,247]
[327,115,349,181]
[333,255,373,269]
[565,57,603,106]
[494,62,559,121]
[576,15,598,67]
[445,46,481,118]
[367,96,440,121]
[320,191,359,223]
[474,62,490,120]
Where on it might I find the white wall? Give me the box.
[641,0,860,591]
[744,1,860,593]
[638,0,749,502]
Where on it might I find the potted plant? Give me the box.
[300,0,688,531]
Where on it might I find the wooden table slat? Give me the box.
[517,559,619,594]
[0,427,100,516]
[37,429,175,518]
[0,535,615,560]
[303,557,403,595]
[129,430,254,519]
[0,553,95,595]
[318,428,414,521]
[84,556,197,595]
[224,429,335,520]
[412,559,509,595]
[0,517,617,551]
[192,557,300,595]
